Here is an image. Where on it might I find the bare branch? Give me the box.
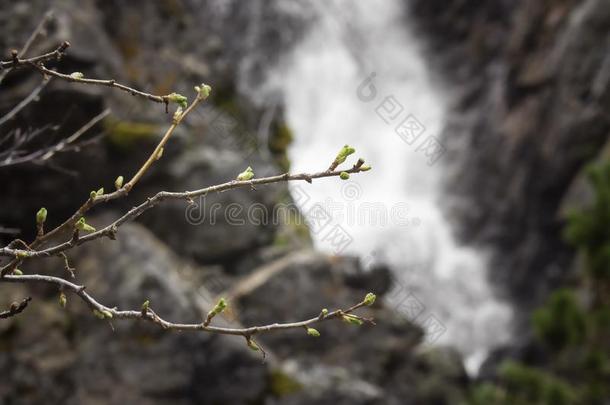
[0,109,110,168]
[1,274,373,337]
[0,10,54,84]
[0,77,51,127]
[0,32,376,348]
[0,296,32,319]
[1,42,170,107]
[0,165,368,262]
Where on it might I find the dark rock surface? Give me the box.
[0,222,269,404]
[409,0,610,318]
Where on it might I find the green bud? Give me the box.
[12,269,23,276]
[93,309,106,319]
[90,191,97,200]
[237,166,255,181]
[16,251,28,259]
[173,106,183,123]
[70,71,84,79]
[307,328,320,337]
[247,339,260,352]
[335,144,356,165]
[364,292,376,306]
[141,300,150,312]
[360,165,372,172]
[168,92,188,109]
[156,147,164,160]
[211,298,227,315]
[36,207,47,225]
[342,314,363,326]
[196,84,212,100]
[115,176,124,190]
[96,187,104,196]
[321,308,328,316]
[339,172,350,180]
[75,217,96,233]
[59,292,67,308]
[102,310,113,319]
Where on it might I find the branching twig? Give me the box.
[0,91,207,275]
[0,33,377,352]
[1,41,170,108]
[0,166,368,262]
[0,77,51,127]
[0,109,110,168]
[0,10,54,84]
[1,274,373,338]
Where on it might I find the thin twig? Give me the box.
[0,10,54,84]
[1,41,170,107]
[0,296,32,319]
[0,166,367,261]
[0,109,110,168]
[35,65,170,106]
[39,108,111,161]
[0,77,51,127]
[1,275,372,336]
[0,41,70,71]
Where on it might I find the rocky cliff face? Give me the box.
[408,0,610,318]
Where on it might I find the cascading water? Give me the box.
[262,0,513,374]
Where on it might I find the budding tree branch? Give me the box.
[2,274,374,338]
[0,35,377,354]
[1,41,170,107]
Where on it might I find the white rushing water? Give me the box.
[263,0,513,374]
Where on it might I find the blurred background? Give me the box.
[0,1,608,404]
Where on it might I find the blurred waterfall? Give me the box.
[262,0,513,374]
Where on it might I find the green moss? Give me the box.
[268,121,294,172]
[210,82,244,120]
[105,118,160,149]
[269,369,302,397]
[272,194,312,248]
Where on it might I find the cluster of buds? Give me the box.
[90,187,104,200]
[329,144,356,171]
[194,83,212,100]
[329,145,372,177]
[167,92,188,109]
[75,217,96,233]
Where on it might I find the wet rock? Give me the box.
[409,0,610,317]
[234,251,467,404]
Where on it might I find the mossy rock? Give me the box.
[268,121,294,172]
[269,369,303,397]
[105,118,161,149]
